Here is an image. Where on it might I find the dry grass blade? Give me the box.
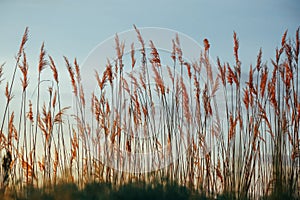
[233,31,239,64]
[247,65,255,94]
[149,40,161,66]
[167,66,174,84]
[19,51,29,91]
[49,55,58,83]
[256,48,262,71]
[64,56,77,95]
[184,62,192,79]
[217,58,226,86]
[8,112,16,145]
[105,59,113,84]
[202,84,212,116]
[175,34,183,63]
[194,75,200,103]
[27,100,34,122]
[203,38,210,52]
[181,78,191,121]
[115,35,125,73]
[295,27,299,62]
[74,58,81,82]
[38,42,47,72]
[131,43,136,68]
[152,63,165,95]
[229,114,238,142]
[5,82,13,101]
[18,27,29,58]
[211,76,220,97]
[281,30,288,46]
[0,63,4,84]
[227,64,235,85]
[133,24,145,57]
[243,88,250,110]
[54,106,70,123]
[260,67,268,97]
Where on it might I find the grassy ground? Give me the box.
[1,181,297,200]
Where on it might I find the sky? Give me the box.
[0,0,299,107]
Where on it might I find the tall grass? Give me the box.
[0,26,299,199]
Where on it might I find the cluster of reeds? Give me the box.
[0,26,299,199]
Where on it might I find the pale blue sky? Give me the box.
[1,0,299,66]
[0,0,299,100]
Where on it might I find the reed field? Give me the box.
[0,26,299,199]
